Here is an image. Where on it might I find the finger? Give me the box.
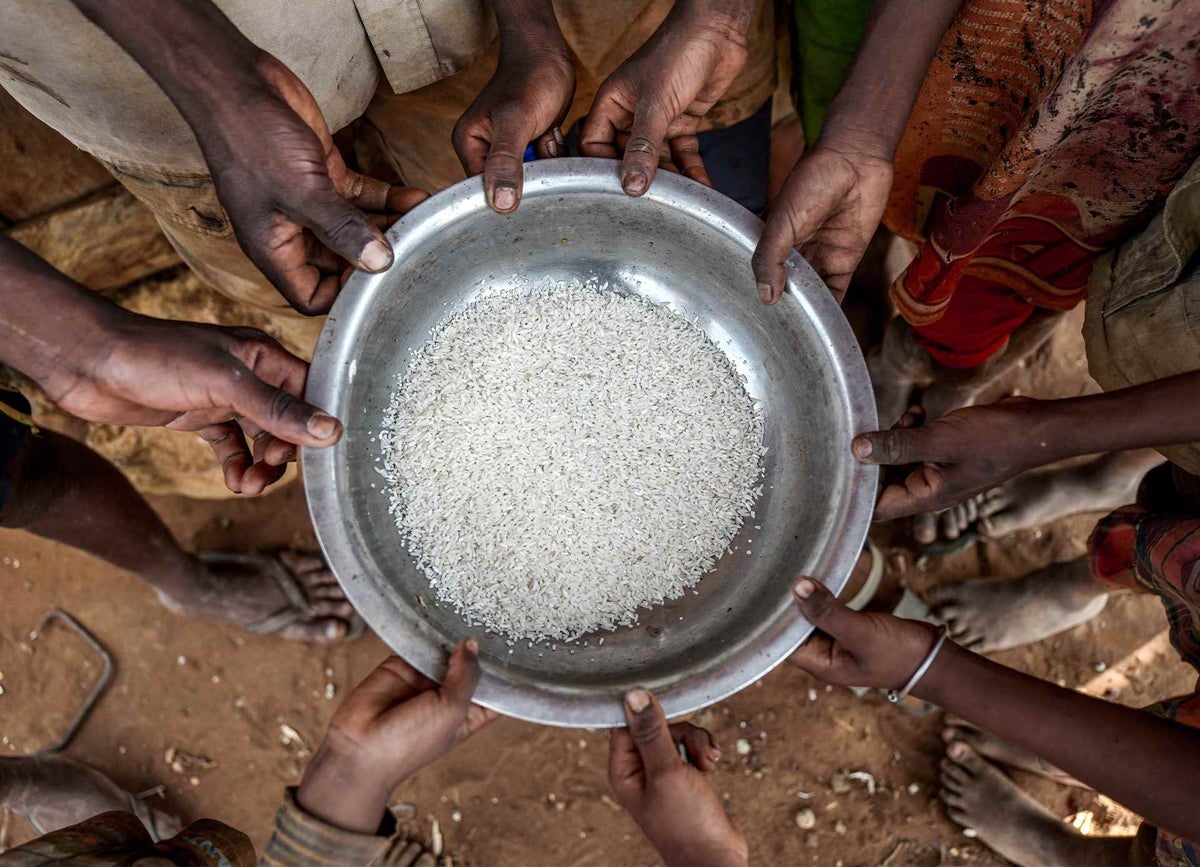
[670,722,721,773]
[262,437,298,467]
[219,344,343,449]
[534,127,561,160]
[386,186,430,215]
[579,96,628,160]
[294,189,394,274]
[894,405,926,430]
[483,108,533,214]
[786,631,838,677]
[621,101,671,196]
[195,422,253,494]
[622,688,680,779]
[875,465,950,522]
[341,655,433,718]
[607,726,642,795]
[245,223,342,316]
[791,577,869,645]
[439,638,483,711]
[851,426,931,466]
[239,459,289,496]
[751,208,795,306]
[668,135,710,187]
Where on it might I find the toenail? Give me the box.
[949,741,967,759]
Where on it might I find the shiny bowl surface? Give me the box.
[304,158,877,727]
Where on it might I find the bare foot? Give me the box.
[940,742,1146,866]
[0,754,180,837]
[156,550,357,643]
[977,450,1164,539]
[941,717,1082,786]
[927,556,1108,652]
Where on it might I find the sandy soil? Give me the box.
[1,307,1195,866]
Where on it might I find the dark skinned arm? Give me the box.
[789,577,1200,843]
[0,235,341,494]
[452,0,575,214]
[753,0,964,302]
[68,0,428,315]
[852,374,1200,521]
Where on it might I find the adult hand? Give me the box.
[41,310,342,496]
[788,577,939,690]
[452,11,575,214]
[609,688,747,867]
[851,400,1057,522]
[298,642,498,834]
[202,55,428,315]
[752,141,892,305]
[580,0,753,196]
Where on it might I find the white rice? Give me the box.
[380,279,763,642]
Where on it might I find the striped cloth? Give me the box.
[259,789,395,867]
[1089,504,1200,866]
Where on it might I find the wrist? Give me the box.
[909,638,968,704]
[297,739,394,835]
[812,124,898,164]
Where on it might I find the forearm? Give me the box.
[69,0,268,134]
[0,237,117,394]
[820,0,963,157]
[1024,373,1200,465]
[915,642,1200,840]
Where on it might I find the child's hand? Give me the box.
[297,641,498,833]
[788,578,940,690]
[608,689,748,867]
[850,399,1054,521]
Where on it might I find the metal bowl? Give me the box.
[304,158,877,727]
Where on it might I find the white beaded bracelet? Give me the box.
[886,625,949,704]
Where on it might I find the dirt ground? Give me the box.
[1,306,1195,866]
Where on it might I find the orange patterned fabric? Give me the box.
[884,0,1200,364]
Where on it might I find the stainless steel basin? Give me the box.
[304,158,877,727]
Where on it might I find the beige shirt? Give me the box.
[1084,156,1200,475]
[0,0,493,172]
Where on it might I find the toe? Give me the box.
[279,550,328,575]
[946,806,972,828]
[947,741,987,774]
[392,841,429,867]
[279,617,347,643]
[940,757,970,783]
[914,513,938,545]
[307,599,356,620]
[940,510,960,540]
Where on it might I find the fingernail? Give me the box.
[624,171,648,195]
[544,137,559,158]
[852,437,872,459]
[465,638,479,654]
[553,126,565,147]
[757,282,774,305]
[949,741,967,759]
[493,186,517,212]
[625,688,651,713]
[359,239,393,273]
[307,413,338,440]
[793,579,815,599]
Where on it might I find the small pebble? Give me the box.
[963,828,978,838]
[1093,662,1107,672]
[907,783,921,796]
[834,820,847,835]
[177,656,186,666]
[451,809,462,823]
[807,688,818,702]
[735,739,751,756]
[794,808,816,830]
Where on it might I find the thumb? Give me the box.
[791,578,862,643]
[622,688,680,778]
[224,374,343,450]
[620,101,671,197]
[483,107,533,214]
[295,189,394,274]
[751,208,794,306]
[851,425,930,466]
[439,638,483,711]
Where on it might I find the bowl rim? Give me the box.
[303,157,878,726]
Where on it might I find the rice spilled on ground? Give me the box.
[380,280,764,642]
